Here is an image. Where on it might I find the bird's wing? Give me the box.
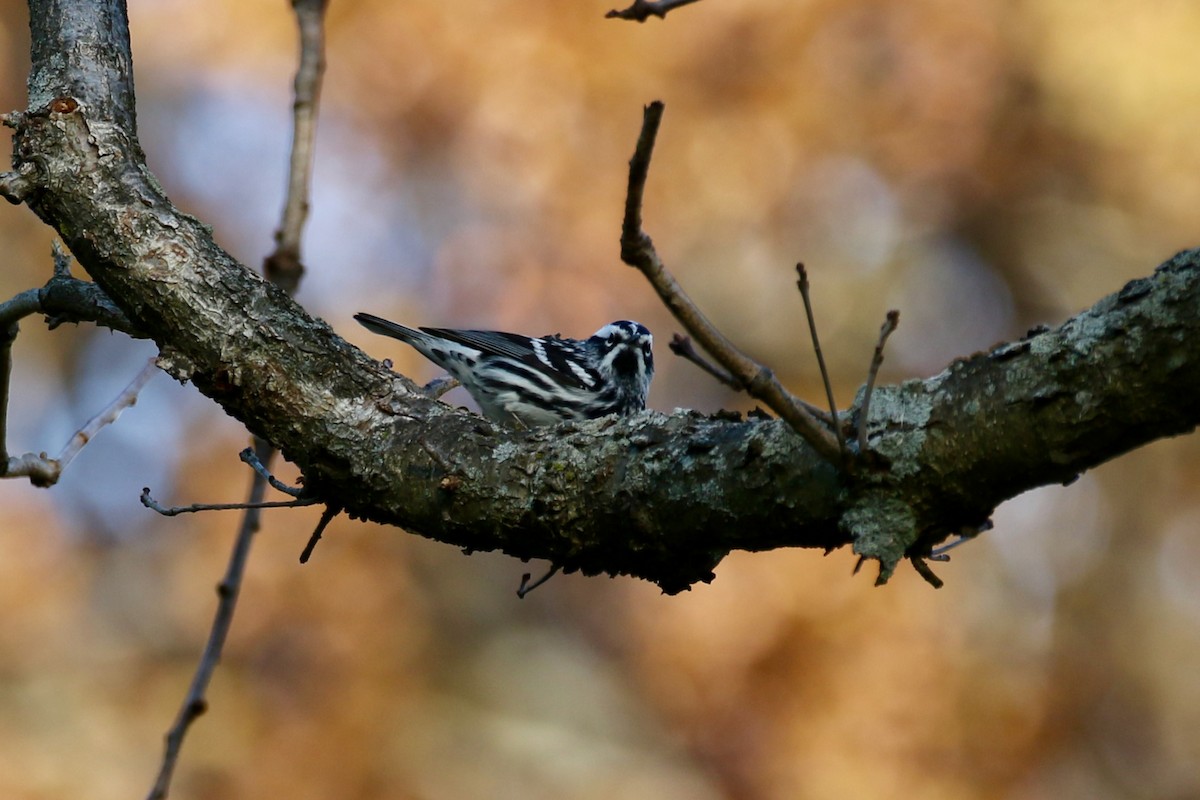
[421,327,592,389]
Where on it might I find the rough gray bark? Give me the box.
[3,0,1198,591]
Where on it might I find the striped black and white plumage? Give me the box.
[354,312,654,426]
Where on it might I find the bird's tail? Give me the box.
[354,312,424,345]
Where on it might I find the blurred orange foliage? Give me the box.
[0,0,1198,797]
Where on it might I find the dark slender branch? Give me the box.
[908,556,944,589]
[0,288,43,330]
[619,102,844,466]
[517,564,560,598]
[43,241,138,331]
[796,263,845,460]
[858,310,899,455]
[606,0,704,22]
[145,439,275,800]
[299,502,341,563]
[239,446,305,497]
[140,486,319,516]
[670,333,836,424]
[0,318,16,471]
[0,246,141,338]
[669,333,739,389]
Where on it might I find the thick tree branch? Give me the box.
[6,0,1200,591]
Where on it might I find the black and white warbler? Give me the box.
[354,312,654,426]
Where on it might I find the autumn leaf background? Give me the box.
[0,1,1198,797]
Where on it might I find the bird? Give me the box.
[354,312,654,426]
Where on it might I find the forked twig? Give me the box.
[0,244,144,481]
[145,439,277,800]
[3,356,157,486]
[140,487,318,516]
[619,102,843,466]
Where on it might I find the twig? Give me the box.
[908,556,944,589]
[606,0,703,22]
[0,288,43,331]
[262,0,328,295]
[299,503,341,563]
[239,446,305,497]
[858,310,899,455]
[669,334,739,389]
[517,564,560,598]
[58,356,157,472]
[0,245,142,338]
[927,520,993,560]
[149,3,329,796]
[796,264,845,459]
[670,333,836,425]
[146,439,276,800]
[3,356,157,486]
[0,317,17,473]
[619,102,843,466]
[140,487,319,516]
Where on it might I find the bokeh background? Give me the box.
[0,0,1198,797]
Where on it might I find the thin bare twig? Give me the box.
[59,357,157,472]
[858,310,899,455]
[669,333,739,388]
[619,102,843,466]
[3,356,156,486]
[927,520,993,561]
[606,0,703,22]
[796,263,845,459]
[517,564,560,598]
[140,486,319,516]
[239,446,305,497]
[263,0,327,294]
[0,319,16,472]
[299,502,341,563]
[908,555,944,589]
[146,439,276,800]
[670,333,836,425]
[149,2,329,797]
